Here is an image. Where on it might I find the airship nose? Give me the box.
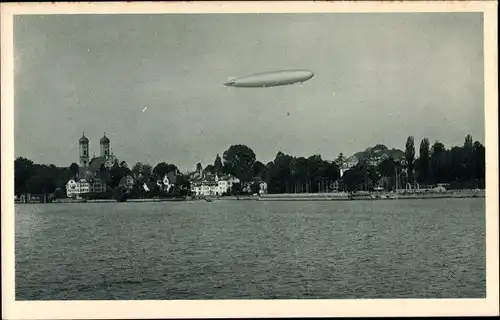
[224,80,235,86]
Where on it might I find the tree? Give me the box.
[113,186,128,202]
[14,159,74,197]
[214,154,223,175]
[263,151,340,194]
[26,175,45,194]
[109,162,124,189]
[119,161,131,173]
[449,146,467,181]
[335,153,347,166]
[25,165,57,194]
[417,138,430,183]
[69,162,79,179]
[405,136,415,182]
[132,162,144,180]
[342,161,379,192]
[473,141,485,183]
[103,159,131,189]
[175,174,191,193]
[15,157,34,196]
[222,144,256,183]
[252,161,266,179]
[464,134,473,151]
[463,134,475,181]
[377,158,397,177]
[325,162,340,182]
[131,162,147,190]
[267,151,294,193]
[377,158,399,190]
[430,141,447,183]
[142,164,153,182]
[153,162,178,179]
[230,182,243,195]
[263,161,275,188]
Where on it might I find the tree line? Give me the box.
[340,134,485,191]
[196,134,485,193]
[14,133,485,198]
[14,157,190,199]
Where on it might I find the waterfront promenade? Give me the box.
[30,189,485,204]
[258,189,484,201]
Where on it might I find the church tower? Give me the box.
[79,132,90,167]
[100,133,110,157]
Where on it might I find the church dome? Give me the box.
[79,133,89,144]
[100,134,110,144]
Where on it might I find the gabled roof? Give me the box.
[78,167,94,180]
[67,176,104,184]
[218,174,239,181]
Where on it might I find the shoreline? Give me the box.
[16,189,484,204]
[258,189,485,201]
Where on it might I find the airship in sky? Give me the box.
[224,69,314,88]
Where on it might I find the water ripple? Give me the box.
[15,199,486,300]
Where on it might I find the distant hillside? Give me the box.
[352,144,405,161]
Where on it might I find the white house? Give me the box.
[156,171,177,192]
[340,155,359,177]
[66,178,106,198]
[190,174,240,196]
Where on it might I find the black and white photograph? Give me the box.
[1,1,498,319]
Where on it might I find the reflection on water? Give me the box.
[15,199,485,300]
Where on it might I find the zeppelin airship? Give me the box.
[224,69,314,88]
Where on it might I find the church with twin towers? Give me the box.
[78,132,117,174]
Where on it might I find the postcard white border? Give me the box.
[1,1,498,319]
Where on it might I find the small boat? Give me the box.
[205,198,213,202]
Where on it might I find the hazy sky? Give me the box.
[14,13,484,171]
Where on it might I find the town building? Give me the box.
[368,153,389,166]
[339,151,407,178]
[66,133,117,197]
[157,171,177,192]
[66,178,107,198]
[78,132,117,177]
[119,175,135,190]
[339,155,359,177]
[190,173,240,196]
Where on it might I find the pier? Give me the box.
[258,189,484,201]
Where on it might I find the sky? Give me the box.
[14,13,484,172]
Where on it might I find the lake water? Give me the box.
[15,198,485,300]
